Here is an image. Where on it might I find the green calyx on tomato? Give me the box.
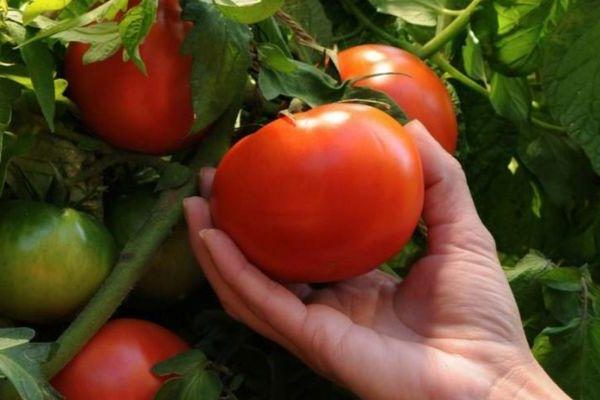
[105,187,202,305]
[52,318,189,400]
[211,103,424,283]
[338,44,458,153]
[0,201,116,323]
[64,0,200,155]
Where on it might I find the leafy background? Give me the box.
[1,0,600,398]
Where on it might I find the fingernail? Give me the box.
[182,197,193,209]
[405,119,426,130]
[199,168,211,184]
[199,229,211,240]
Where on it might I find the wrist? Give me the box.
[487,359,570,400]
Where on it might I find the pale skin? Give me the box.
[183,120,570,400]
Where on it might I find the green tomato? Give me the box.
[0,201,116,323]
[106,189,202,305]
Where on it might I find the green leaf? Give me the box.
[489,73,530,124]
[258,59,343,106]
[52,23,122,64]
[533,318,600,399]
[155,162,192,191]
[541,0,600,175]
[366,0,440,27]
[519,128,596,209]
[461,28,486,83]
[119,0,157,73]
[59,0,98,18]
[52,22,120,43]
[0,0,7,16]
[20,0,127,47]
[257,43,296,73]
[215,0,284,24]
[0,328,34,352]
[0,132,35,197]
[180,370,222,400]
[155,379,182,400]
[0,79,21,133]
[473,0,570,74]
[83,38,122,63]
[181,0,251,132]
[506,251,554,322]
[153,349,208,376]
[154,350,222,400]
[17,30,56,130]
[0,328,59,400]
[457,87,566,257]
[282,0,332,45]
[23,0,71,25]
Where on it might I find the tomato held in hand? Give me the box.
[52,319,189,400]
[106,188,202,305]
[64,0,197,154]
[338,44,458,153]
[211,103,424,283]
[0,201,116,323]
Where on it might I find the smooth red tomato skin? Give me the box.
[211,103,424,283]
[338,44,458,153]
[64,0,197,154]
[52,319,189,400]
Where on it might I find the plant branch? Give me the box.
[418,0,485,59]
[65,153,173,184]
[40,104,238,379]
[440,7,465,16]
[339,0,419,53]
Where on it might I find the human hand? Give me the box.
[183,120,569,400]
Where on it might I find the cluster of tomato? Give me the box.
[0,0,457,397]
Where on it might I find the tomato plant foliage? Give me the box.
[1,0,600,398]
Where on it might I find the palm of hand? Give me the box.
[184,122,533,400]
[295,248,527,399]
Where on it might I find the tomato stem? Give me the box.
[40,104,238,380]
[339,0,489,97]
[531,116,566,133]
[431,53,489,96]
[418,0,486,59]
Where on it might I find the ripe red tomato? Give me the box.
[338,44,458,153]
[52,319,189,400]
[211,103,424,283]
[64,0,197,154]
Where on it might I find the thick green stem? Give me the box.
[42,175,197,378]
[418,0,485,59]
[41,105,237,379]
[339,0,489,97]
